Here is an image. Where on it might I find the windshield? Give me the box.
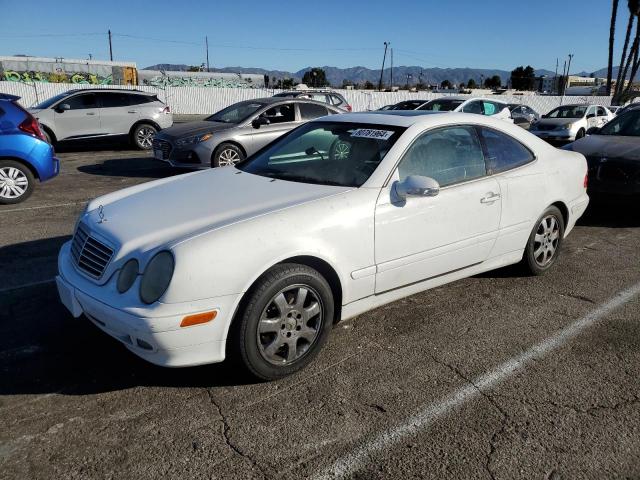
[418,99,464,112]
[33,92,73,109]
[599,110,640,136]
[238,122,406,187]
[546,106,587,118]
[206,102,265,124]
[389,101,426,110]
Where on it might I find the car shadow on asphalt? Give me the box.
[77,158,188,179]
[54,137,138,153]
[577,199,640,229]
[0,236,259,395]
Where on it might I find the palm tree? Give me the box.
[615,0,640,97]
[607,0,619,95]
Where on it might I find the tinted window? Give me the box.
[418,99,464,111]
[34,92,74,109]
[129,95,155,105]
[262,103,295,124]
[299,103,329,120]
[462,101,484,114]
[547,105,587,118]
[599,110,640,136]
[65,93,97,110]
[330,95,344,106]
[98,92,131,108]
[597,106,607,117]
[479,127,534,174]
[398,126,486,187]
[206,102,265,123]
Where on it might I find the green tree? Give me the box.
[341,79,354,89]
[484,75,502,89]
[607,0,620,95]
[467,78,477,89]
[364,80,375,90]
[510,66,536,90]
[440,79,452,89]
[302,68,329,87]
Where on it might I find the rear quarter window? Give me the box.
[478,127,534,174]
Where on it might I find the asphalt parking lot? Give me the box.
[1,142,640,479]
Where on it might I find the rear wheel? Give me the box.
[522,206,565,275]
[132,123,157,150]
[0,160,35,204]
[41,128,54,146]
[230,264,334,380]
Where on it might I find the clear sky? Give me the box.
[0,0,627,74]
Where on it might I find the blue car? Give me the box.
[0,93,59,204]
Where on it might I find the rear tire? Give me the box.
[230,264,334,381]
[0,160,35,205]
[521,206,565,276]
[212,143,245,167]
[132,123,157,150]
[41,128,54,146]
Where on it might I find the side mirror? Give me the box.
[542,114,548,119]
[251,117,270,129]
[586,113,595,119]
[394,175,440,199]
[586,127,600,135]
[56,103,71,113]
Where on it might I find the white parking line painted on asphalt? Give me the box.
[0,201,86,214]
[312,281,640,480]
[0,278,55,294]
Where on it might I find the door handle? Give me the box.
[86,112,96,116]
[480,193,501,204]
[127,110,138,114]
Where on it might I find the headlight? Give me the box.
[175,133,213,146]
[117,259,139,293]
[558,123,574,130]
[140,251,174,304]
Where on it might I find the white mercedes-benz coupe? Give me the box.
[56,111,589,380]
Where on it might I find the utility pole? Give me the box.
[564,54,574,92]
[553,58,558,93]
[390,48,393,90]
[378,42,389,91]
[108,30,113,61]
[205,36,210,72]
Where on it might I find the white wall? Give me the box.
[0,81,612,115]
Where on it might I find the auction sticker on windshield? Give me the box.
[350,129,395,140]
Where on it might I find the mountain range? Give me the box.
[145,63,614,87]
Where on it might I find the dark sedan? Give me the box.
[564,109,640,199]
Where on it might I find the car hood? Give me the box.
[570,134,640,160]
[156,120,237,140]
[83,167,352,258]
[534,118,580,127]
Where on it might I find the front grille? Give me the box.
[70,224,114,279]
[535,123,557,131]
[152,139,172,159]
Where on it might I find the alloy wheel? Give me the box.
[333,141,351,160]
[0,167,29,200]
[137,127,155,148]
[257,284,324,365]
[218,148,240,166]
[533,214,560,267]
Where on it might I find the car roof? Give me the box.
[315,111,502,128]
[63,88,155,96]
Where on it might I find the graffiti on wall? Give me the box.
[137,70,265,89]
[1,69,113,84]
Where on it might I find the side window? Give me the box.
[262,104,295,124]
[64,93,97,110]
[586,106,597,117]
[483,101,498,116]
[330,95,344,106]
[298,103,329,120]
[597,106,607,117]
[462,101,484,115]
[311,94,329,104]
[397,126,486,187]
[98,92,132,108]
[478,127,534,174]
[128,95,154,105]
[511,106,522,115]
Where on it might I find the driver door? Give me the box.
[585,106,598,129]
[374,125,501,293]
[53,92,101,140]
[247,103,300,153]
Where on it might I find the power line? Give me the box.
[0,32,104,38]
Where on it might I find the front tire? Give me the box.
[0,160,35,204]
[132,123,157,150]
[212,143,245,167]
[575,128,586,140]
[230,264,334,380]
[522,206,565,275]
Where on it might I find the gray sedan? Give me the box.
[152,98,341,168]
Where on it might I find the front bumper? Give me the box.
[56,242,238,367]
[530,129,575,143]
[152,138,211,169]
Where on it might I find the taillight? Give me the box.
[584,173,588,189]
[345,104,352,112]
[19,115,46,141]
[162,106,170,114]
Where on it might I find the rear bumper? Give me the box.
[566,192,589,235]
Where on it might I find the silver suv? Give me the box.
[29,89,173,149]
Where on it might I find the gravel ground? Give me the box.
[1,143,639,479]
